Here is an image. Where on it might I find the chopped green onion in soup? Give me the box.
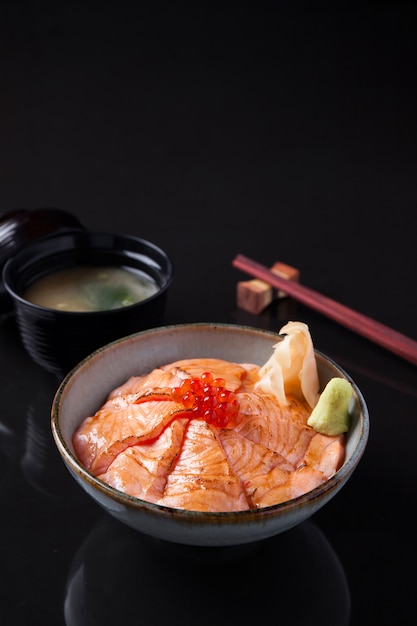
[23,266,158,312]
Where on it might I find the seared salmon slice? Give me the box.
[218,429,295,507]
[107,357,248,399]
[235,391,316,465]
[157,419,249,512]
[254,465,327,507]
[108,368,186,398]
[303,432,345,477]
[73,398,185,475]
[97,418,188,501]
[161,358,248,391]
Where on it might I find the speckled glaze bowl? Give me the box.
[51,323,369,547]
[3,230,174,377]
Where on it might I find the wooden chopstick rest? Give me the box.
[236,261,300,314]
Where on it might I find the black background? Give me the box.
[1,2,416,624]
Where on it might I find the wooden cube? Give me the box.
[236,262,300,315]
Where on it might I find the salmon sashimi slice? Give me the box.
[97,418,188,502]
[73,398,185,475]
[157,419,249,512]
[235,391,316,465]
[218,429,295,507]
[160,358,248,391]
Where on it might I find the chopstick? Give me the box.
[233,253,417,367]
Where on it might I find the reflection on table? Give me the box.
[65,515,351,626]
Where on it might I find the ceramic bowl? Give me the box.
[3,230,174,377]
[51,323,369,547]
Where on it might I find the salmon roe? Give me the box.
[170,372,240,428]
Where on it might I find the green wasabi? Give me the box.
[307,377,353,436]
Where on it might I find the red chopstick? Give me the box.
[233,254,417,367]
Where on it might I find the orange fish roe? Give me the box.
[170,372,241,428]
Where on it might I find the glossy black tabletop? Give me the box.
[1,2,416,624]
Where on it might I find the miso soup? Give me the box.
[23,265,159,312]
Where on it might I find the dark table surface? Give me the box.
[1,2,416,624]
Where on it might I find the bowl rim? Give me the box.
[51,322,370,522]
[2,229,174,316]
